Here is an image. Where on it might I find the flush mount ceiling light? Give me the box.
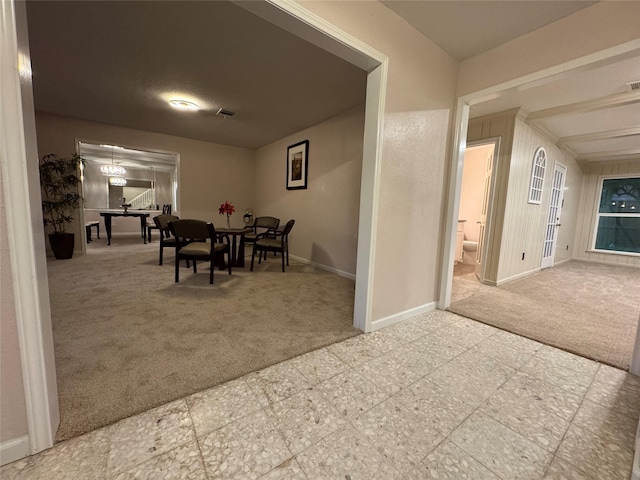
[169,99,199,111]
[109,176,127,187]
[100,145,126,177]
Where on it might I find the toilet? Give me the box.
[462,240,478,264]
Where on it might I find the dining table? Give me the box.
[100,211,150,245]
[216,227,252,268]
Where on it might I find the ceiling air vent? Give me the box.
[627,80,640,91]
[216,108,236,117]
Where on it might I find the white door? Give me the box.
[541,163,566,269]
[475,150,494,281]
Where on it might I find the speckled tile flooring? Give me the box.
[3,311,639,479]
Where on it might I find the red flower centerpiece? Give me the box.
[219,200,235,229]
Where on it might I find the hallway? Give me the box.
[2,311,638,479]
[450,261,640,370]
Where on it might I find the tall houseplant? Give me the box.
[39,153,84,259]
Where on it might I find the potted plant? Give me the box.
[39,153,84,259]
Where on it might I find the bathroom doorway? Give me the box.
[456,138,499,285]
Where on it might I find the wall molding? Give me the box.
[0,436,29,466]
[553,257,573,267]
[572,257,640,269]
[370,302,437,332]
[288,254,355,280]
[527,91,640,122]
[496,268,541,286]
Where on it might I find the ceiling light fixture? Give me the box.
[109,176,127,187]
[100,145,126,177]
[169,99,199,111]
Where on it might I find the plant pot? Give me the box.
[48,233,75,259]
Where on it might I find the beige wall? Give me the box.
[302,0,458,319]
[457,1,640,96]
[255,106,365,276]
[498,116,581,283]
[35,112,256,245]
[0,174,29,445]
[574,159,640,267]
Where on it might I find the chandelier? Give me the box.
[101,163,126,177]
[109,176,127,186]
[101,145,126,177]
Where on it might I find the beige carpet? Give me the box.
[449,260,640,370]
[47,234,359,441]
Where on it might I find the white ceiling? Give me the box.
[25,1,367,150]
[26,1,640,163]
[470,52,640,163]
[380,1,597,61]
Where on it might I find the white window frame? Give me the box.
[527,147,546,204]
[591,174,640,257]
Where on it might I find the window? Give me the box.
[593,176,640,255]
[527,147,546,204]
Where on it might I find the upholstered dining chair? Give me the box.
[170,219,230,284]
[245,216,280,246]
[148,205,173,241]
[153,214,180,265]
[250,219,295,272]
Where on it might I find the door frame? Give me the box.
[541,162,567,269]
[1,0,59,459]
[464,138,500,284]
[2,0,388,458]
[238,0,388,333]
[439,40,640,311]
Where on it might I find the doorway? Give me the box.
[541,162,567,269]
[3,0,387,457]
[454,139,499,290]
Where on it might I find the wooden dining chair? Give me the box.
[250,219,295,272]
[153,214,180,265]
[245,216,280,261]
[170,219,230,284]
[245,217,279,245]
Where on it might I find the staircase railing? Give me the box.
[129,188,154,209]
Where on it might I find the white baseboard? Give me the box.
[288,254,355,280]
[553,258,573,266]
[633,419,640,480]
[0,435,29,466]
[573,257,640,269]
[370,302,438,332]
[496,268,541,286]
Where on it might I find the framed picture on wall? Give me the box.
[286,140,309,190]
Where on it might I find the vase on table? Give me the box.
[226,216,231,230]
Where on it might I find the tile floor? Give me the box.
[2,311,639,479]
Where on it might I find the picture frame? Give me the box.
[286,140,309,190]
